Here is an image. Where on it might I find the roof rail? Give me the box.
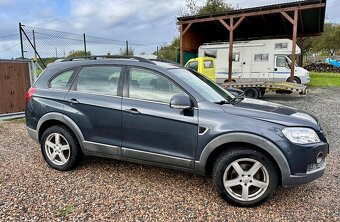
[61,56,91,61]
[89,55,155,64]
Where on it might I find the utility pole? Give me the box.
[19,22,24,59]
[126,40,129,56]
[83,33,87,56]
[55,48,58,58]
[156,46,159,57]
[32,30,37,61]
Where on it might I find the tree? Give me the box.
[67,50,91,58]
[180,0,236,17]
[304,23,340,53]
[157,0,235,61]
[119,47,134,56]
[156,37,180,61]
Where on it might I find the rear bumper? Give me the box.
[282,162,325,187]
[27,126,39,143]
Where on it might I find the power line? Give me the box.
[0,42,20,53]
[0,34,19,38]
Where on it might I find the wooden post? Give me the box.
[179,23,192,65]
[228,18,234,82]
[290,10,298,82]
[180,24,184,65]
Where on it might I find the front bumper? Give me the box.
[300,75,310,85]
[27,126,39,143]
[282,161,326,187]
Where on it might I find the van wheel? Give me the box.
[287,77,301,84]
[41,125,83,171]
[243,88,259,98]
[212,148,278,207]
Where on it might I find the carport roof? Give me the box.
[178,0,326,41]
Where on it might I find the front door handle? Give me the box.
[67,98,79,104]
[125,108,140,115]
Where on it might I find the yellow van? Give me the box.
[185,57,216,81]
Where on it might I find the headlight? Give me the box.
[282,127,320,144]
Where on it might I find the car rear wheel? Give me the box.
[41,125,83,171]
[212,148,278,207]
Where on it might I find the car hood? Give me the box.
[222,98,321,131]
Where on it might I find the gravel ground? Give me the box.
[0,88,339,222]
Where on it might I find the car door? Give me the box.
[274,55,291,82]
[121,67,198,168]
[63,65,124,156]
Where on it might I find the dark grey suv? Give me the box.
[25,56,329,207]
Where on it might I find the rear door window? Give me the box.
[74,66,122,96]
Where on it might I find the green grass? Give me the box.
[308,72,340,87]
[56,206,73,217]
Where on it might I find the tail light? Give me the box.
[25,87,36,104]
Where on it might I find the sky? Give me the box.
[0,0,339,59]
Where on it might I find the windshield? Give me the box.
[169,68,235,103]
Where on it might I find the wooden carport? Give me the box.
[178,0,327,82]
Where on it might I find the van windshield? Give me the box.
[169,68,235,103]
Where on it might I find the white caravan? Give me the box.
[198,39,310,84]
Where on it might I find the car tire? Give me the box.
[41,125,83,171]
[212,147,278,207]
[243,88,259,98]
[287,77,301,84]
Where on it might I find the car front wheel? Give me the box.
[212,148,278,207]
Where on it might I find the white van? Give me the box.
[198,39,310,84]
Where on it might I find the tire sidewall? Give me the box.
[41,126,80,171]
[213,149,278,207]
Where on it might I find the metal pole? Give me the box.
[21,28,46,68]
[55,48,58,58]
[156,46,159,58]
[32,30,37,61]
[19,22,24,59]
[83,33,87,56]
[126,40,129,56]
[290,10,298,82]
[228,18,234,82]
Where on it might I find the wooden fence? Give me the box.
[0,60,34,115]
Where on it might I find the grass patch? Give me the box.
[309,72,340,87]
[4,118,26,124]
[56,206,73,217]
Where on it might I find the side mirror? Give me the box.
[170,94,192,109]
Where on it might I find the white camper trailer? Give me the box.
[198,39,310,85]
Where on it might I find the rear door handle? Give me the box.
[67,98,79,104]
[125,108,140,115]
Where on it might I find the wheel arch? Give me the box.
[37,112,85,151]
[195,133,291,186]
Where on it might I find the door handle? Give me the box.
[67,98,79,104]
[125,108,140,115]
[274,68,278,71]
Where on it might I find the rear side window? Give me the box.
[74,66,121,96]
[254,54,269,62]
[49,70,74,90]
